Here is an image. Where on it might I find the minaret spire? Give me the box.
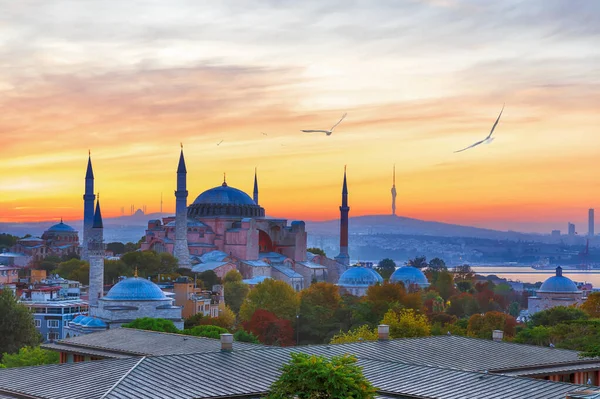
[174,146,191,269]
[391,164,397,216]
[335,166,350,266]
[88,196,104,311]
[82,152,96,261]
[253,167,259,205]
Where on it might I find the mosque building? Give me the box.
[140,148,348,291]
[12,220,81,261]
[390,266,430,291]
[527,266,584,315]
[337,265,383,296]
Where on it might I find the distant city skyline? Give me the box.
[1,1,599,233]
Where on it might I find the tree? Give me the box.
[307,247,326,257]
[581,292,600,318]
[197,270,221,290]
[106,242,126,255]
[529,306,588,327]
[452,264,475,282]
[233,329,260,344]
[55,259,89,284]
[298,282,342,344]
[121,251,178,277]
[122,317,180,333]
[183,325,228,339]
[243,309,295,346]
[223,270,243,284]
[104,259,133,285]
[427,258,447,272]
[239,279,299,322]
[266,353,376,399]
[375,258,396,280]
[364,281,406,322]
[0,233,18,251]
[1,346,59,368]
[406,256,428,269]
[330,325,378,344]
[223,270,249,315]
[514,326,553,346]
[467,311,516,339]
[446,293,480,318]
[381,309,431,338]
[0,289,41,355]
[508,302,520,318]
[197,306,236,331]
[432,269,456,301]
[184,313,204,329]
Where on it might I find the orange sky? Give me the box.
[1,1,600,233]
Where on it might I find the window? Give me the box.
[47,320,59,328]
[47,332,59,341]
[35,319,41,328]
[63,320,69,327]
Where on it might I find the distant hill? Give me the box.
[305,214,543,241]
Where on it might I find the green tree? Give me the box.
[224,280,249,315]
[381,308,431,338]
[1,346,59,368]
[529,306,588,327]
[427,258,447,271]
[0,289,41,355]
[106,242,126,255]
[364,281,406,322]
[122,317,180,333]
[38,255,62,274]
[330,325,378,344]
[298,282,342,344]
[446,293,480,318]
[514,326,553,346]
[184,313,204,329]
[233,329,260,344]
[55,258,89,284]
[197,270,221,290]
[197,306,236,331]
[452,264,475,282]
[375,258,396,280]
[104,259,133,285]
[432,269,456,301]
[508,302,520,318]
[0,233,18,251]
[266,353,377,399]
[307,247,326,256]
[223,270,243,284]
[239,279,299,322]
[406,256,428,269]
[121,251,178,277]
[183,325,228,339]
[123,242,140,253]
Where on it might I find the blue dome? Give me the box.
[104,277,167,301]
[390,266,430,289]
[192,183,256,206]
[47,221,76,233]
[338,267,383,287]
[538,267,579,293]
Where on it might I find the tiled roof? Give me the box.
[296,261,327,269]
[271,264,303,278]
[191,262,228,273]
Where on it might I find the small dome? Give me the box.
[193,183,256,206]
[390,266,430,289]
[538,267,580,293]
[338,267,383,287]
[47,221,76,233]
[103,277,167,301]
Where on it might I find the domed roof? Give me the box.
[103,277,167,301]
[538,267,580,293]
[47,221,76,233]
[192,182,256,206]
[390,266,430,289]
[338,267,383,287]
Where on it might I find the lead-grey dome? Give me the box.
[337,267,383,287]
[188,181,265,218]
[193,182,256,206]
[538,267,580,293]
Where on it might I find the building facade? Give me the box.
[337,266,383,296]
[528,267,584,314]
[12,221,80,262]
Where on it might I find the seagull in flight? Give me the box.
[301,113,347,136]
[454,105,504,153]
[217,140,223,146]
[261,132,268,136]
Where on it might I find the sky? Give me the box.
[1,0,599,233]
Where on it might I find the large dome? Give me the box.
[538,267,580,293]
[47,221,76,233]
[338,267,383,287]
[193,182,256,206]
[390,266,430,289]
[103,277,167,301]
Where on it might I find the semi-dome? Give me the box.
[47,221,76,233]
[193,182,256,206]
[337,266,383,287]
[538,267,580,293]
[390,266,430,289]
[103,277,167,301]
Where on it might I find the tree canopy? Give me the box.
[581,292,600,318]
[243,309,295,346]
[1,346,59,368]
[0,289,41,355]
[122,317,180,333]
[239,279,299,322]
[224,271,249,315]
[298,282,342,343]
[307,247,326,257]
[375,258,396,280]
[121,251,178,278]
[266,353,376,399]
[183,325,228,339]
[330,325,378,344]
[382,309,431,338]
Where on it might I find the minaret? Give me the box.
[391,164,397,216]
[174,146,191,268]
[253,167,259,205]
[88,198,104,311]
[334,166,350,266]
[82,152,96,261]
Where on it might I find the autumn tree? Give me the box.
[298,282,342,343]
[0,289,41,355]
[197,306,236,331]
[364,281,406,322]
[1,346,59,368]
[121,250,178,277]
[223,270,249,315]
[381,308,431,338]
[446,293,480,318]
[330,325,378,344]
[375,258,396,280]
[266,353,376,399]
[467,311,516,339]
[452,264,475,282]
[243,309,295,346]
[239,279,299,322]
[581,292,600,318]
[122,317,180,333]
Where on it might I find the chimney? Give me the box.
[378,324,389,341]
[492,330,504,342]
[220,333,233,351]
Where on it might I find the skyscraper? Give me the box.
[568,222,576,236]
[82,154,95,261]
[173,147,191,269]
[589,209,595,238]
[391,164,397,216]
[335,167,350,266]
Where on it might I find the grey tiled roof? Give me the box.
[42,328,265,358]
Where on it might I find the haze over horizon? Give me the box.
[1,1,599,234]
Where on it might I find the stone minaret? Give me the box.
[88,198,104,311]
[82,153,95,261]
[253,168,259,205]
[174,147,191,269]
[391,164,397,216]
[334,166,350,266]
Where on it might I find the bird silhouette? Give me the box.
[454,105,504,153]
[217,140,224,146]
[301,113,347,136]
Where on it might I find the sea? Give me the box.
[469,266,600,286]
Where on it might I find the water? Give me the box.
[470,266,600,286]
